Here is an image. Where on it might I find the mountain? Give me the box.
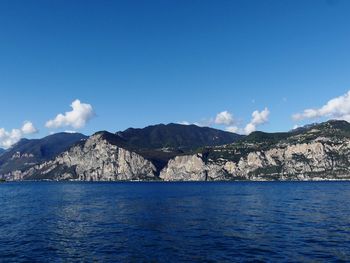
[116,123,242,150]
[4,120,350,181]
[161,120,350,181]
[116,123,243,170]
[13,132,157,181]
[0,133,87,176]
[0,148,5,155]
[0,124,242,180]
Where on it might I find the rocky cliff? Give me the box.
[0,132,87,176]
[0,123,242,181]
[160,121,350,181]
[3,133,157,181]
[2,120,350,181]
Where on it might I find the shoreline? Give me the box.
[3,179,350,183]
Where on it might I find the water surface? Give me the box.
[1,181,350,262]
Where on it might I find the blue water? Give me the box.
[1,182,350,262]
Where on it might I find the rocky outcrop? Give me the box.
[7,133,157,181]
[0,132,87,176]
[159,137,350,181]
[2,120,350,181]
[11,152,34,159]
[160,154,207,181]
[159,154,227,181]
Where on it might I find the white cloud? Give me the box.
[0,121,38,149]
[251,108,270,125]
[46,99,94,129]
[64,130,78,134]
[193,122,203,127]
[215,111,235,125]
[21,121,38,134]
[180,108,270,135]
[244,123,256,135]
[189,118,214,127]
[244,108,270,134]
[178,121,190,125]
[293,91,350,122]
[225,126,240,133]
[177,118,213,127]
[0,129,22,149]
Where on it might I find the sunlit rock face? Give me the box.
[16,133,157,181]
[160,154,207,181]
[159,154,228,181]
[2,120,350,181]
[159,138,350,181]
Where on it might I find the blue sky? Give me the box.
[1,0,350,146]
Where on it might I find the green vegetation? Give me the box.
[198,120,350,163]
[2,119,350,180]
[101,123,243,171]
[116,123,242,150]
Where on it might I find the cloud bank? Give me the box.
[293,91,350,122]
[0,121,38,149]
[46,99,94,129]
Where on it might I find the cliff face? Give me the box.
[2,120,350,181]
[0,123,242,181]
[160,135,350,181]
[159,154,227,181]
[0,132,87,176]
[9,134,157,181]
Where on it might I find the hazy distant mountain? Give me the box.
[0,132,87,175]
[0,148,5,156]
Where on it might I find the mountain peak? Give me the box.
[116,123,242,150]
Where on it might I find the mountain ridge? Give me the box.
[115,123,242,171]
[116,123,242,150]
[0,132,87,175]
[0,124,242,179]
[2,120,350,181]
[162,120,350,181]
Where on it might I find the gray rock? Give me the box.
[3,120,350,181]
[160,137,350,181]
[10,133,157,181]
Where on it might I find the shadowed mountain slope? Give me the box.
[0,133,87,174]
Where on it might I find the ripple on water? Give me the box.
[0,181,350,262]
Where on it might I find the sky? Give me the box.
[1,0,350,148]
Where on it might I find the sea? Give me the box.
[0,181,350,262]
